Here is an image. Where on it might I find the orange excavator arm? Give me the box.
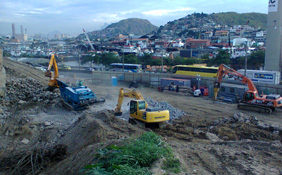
[45,54,59,89]
[213,64,258,100]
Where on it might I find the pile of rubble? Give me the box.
[4,77,59,104]
[145,97,186,122]
[211,112,282,134]
[0,77,60,120]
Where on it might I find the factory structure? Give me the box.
[11,23,28,42]
[265,0,282,74]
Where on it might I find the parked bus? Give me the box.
[109,63,142,72]
[172,65,218,78]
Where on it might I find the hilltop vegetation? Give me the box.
[106,18,158,35]
[209,12,267,30]
[82,18,157,39]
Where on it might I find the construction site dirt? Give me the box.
[0,58,282,175]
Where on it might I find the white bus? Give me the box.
[109,63,142,72]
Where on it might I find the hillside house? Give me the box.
[186,38,210,49]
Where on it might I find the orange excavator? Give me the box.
[213,64,282,113]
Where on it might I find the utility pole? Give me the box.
[244,41,248,76]
[122,52,124,72]
[161,48,164,73]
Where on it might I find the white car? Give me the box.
[35,66,46,72]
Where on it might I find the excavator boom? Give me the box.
[45,54,59,89]
[213,64,282,113]
[214,64,258,101]
[114,87,169,124]
[114,88,148,115]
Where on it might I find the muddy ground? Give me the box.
[0,58,282,175]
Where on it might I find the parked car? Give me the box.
[85,67,94,72]
[35,66,46,72]
[59,65,71,70]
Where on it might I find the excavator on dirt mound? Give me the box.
[45,54,105,110]
[114,88,169,127]
[213,64,282,113]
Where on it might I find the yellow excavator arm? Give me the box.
[45,54,59,89]
[114,88,148,115]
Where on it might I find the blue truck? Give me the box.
[56,80,105,110]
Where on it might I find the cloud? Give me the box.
[142,8,194,16]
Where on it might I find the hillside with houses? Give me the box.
[1,12,268,71]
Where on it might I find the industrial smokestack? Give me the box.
[21,25,24,35]
[12,23,15,39]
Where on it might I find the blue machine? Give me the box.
[56,80,105,110]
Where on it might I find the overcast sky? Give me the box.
[0,0,268,36]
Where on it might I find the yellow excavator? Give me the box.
[114,88,169,126]
[45,54,59,91]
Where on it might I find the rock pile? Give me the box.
[3,77,59,104]
[211,112,282,133]
[145,97,186,122]
[0,77,60,120]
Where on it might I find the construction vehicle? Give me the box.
[214,64,282,113]
[45,54,105,110]
[114,88,169,126]
[45,54,59,91]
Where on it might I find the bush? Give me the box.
[162,156,181,173]
[81,132,180,174]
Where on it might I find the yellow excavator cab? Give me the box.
[114,88,169,123]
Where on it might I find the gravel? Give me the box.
[145,97,186,122]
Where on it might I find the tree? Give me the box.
[100,53,120,65]
[139,53,152,65]
[81,55,95,65]
[124,54,140,64]
[173,56,186,65]
[248,50,265,69]
[208,49,231,66]
[185,57,199,65]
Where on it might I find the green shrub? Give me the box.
[162,156,181,173]
[81,132,180,175]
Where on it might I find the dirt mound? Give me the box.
[41,110,145,174]
[59,109,145,153]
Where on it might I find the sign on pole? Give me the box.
[269,0,278,12]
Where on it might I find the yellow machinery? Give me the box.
[114,88,169,124]
[45,54,59,90]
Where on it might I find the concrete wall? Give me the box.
[0,49,6,97]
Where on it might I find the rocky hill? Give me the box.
[82,18,158,40]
